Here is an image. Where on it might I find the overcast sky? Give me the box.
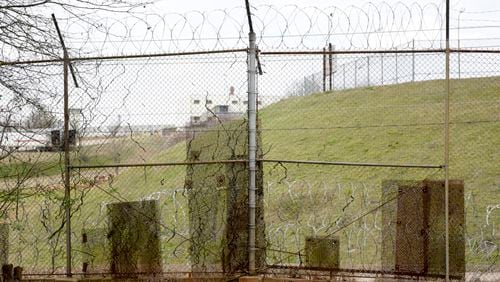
[6,0,497,130]
[2,0,499,133]
[60,0,500,55]
[152,0,500,38]
[159,0,500,47]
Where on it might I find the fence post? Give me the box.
[354,59,357,88]
[412,39,415,82]
[247,31,257,275]
[343,64,346,89]
[323,47,326,92]
[458,39,461,79]
[332,70,335,91]
[2,264,13,281]
[445,0,451,281]
[395,50,398,83]
[63,51,72,277]
[367,56,370,86]
[381,53,384,85]
[52,13,73,277]
[328,43,333,91]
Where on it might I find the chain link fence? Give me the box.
[0,4,499,282]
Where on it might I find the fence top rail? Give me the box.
[260,49,445,55]
[0,48,249,66]
[260,48,500,55]
[2,48,500,66]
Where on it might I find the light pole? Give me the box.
[458,8,465,79]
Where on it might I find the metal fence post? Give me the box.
[343,64,346,89]
[323,47,326,92]
[381,53,384,85]
[367,56,370,86]
[444,0,451,281]
[247,31,257,275]
[63,53,72,277]
[395,50,398,83]
[354,59,357,88]
[458,39,461,79]
[332,71,335,91]
[412,39,416,82]
[329,43,333,91]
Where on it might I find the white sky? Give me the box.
[59,0,500,55]
[5,0,500,129]
[60,0,500,129]
[167,0,500,47]
[151,0,500,37]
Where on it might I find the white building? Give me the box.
[189,86,246,126]
[0,130,50,151]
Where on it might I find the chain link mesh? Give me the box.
[0,4,498,281]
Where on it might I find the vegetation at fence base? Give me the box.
[185,120,266,273]
[1,76,498,272]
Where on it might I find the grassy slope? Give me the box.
[255,77,499,266]
[4,77,498,270]
[107,77,498,203]
[105,77,499,267]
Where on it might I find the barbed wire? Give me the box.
[0,0,498,278]
[55,2,447,56]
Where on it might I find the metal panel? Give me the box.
[424,180,465,277]
[82,228,109,274]
[305,237,340,269]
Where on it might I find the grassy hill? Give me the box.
[104,77,499,268]
[2,77,498,272]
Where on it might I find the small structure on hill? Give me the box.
[188,86,245,128]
